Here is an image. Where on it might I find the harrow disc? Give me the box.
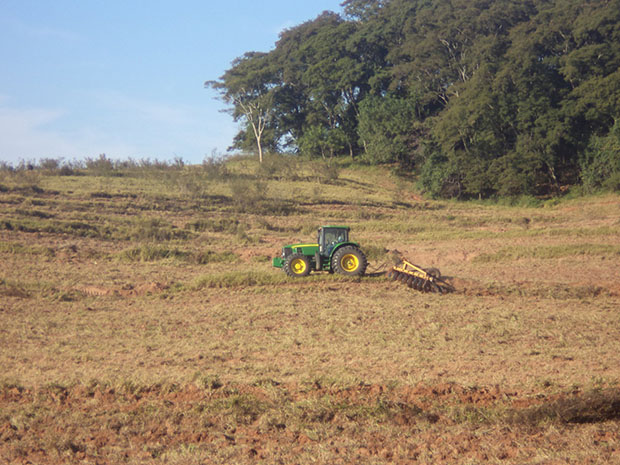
[390,258,453,294]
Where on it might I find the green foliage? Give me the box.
[209,0,620,198]
[201,156,229,180]
[129,218,191,242]
[298,126,348,159]
[185,218,244,235]
[256,154,302,180]
[310,160,341,184]
[192,271,289,289]
[84,154,119,177]
[474,244,620,263]
[228,178,268,211]
[118,245,191,262]
[357,94,419,164]
[118,245,237,264]
[580,119,620,192]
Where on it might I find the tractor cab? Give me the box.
[318,226,349,256]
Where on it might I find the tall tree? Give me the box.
[206,52,280,163]
[273,12,377,157]
[210,0,620,197]
[341,0,385,21]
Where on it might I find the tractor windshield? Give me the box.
[320,227,349,255]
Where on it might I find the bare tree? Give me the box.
[205,52,276,164]
[232,88,269,163]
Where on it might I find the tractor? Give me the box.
[272,226,367,277]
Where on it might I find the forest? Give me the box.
[208,0,620,199]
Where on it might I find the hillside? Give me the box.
[1,159,620,464]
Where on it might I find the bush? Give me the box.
[202,155,229,180]
[38,158,62,172]
[358,94,418,165]
[310,160,340,184]
[193,271,288,289]
[174,169,210,199]
[228,178,267,211]
[0,161,13,172]
[0,168,42,193]
[119,245,189,262]
[580,119,620,193]
[419,149,463,199]
[84,154,120,177]
[185,218,244,234]
[129,218,190,242]
[256,154,303,181]
[118,245,237,264]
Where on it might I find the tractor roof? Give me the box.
[320,225,350,229]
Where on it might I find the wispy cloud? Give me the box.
[0,103,70,160]
[1,16,80,42]
[90,90,197,127]
[0,92,235,164]
[0,99,136,162]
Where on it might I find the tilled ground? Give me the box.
[2,382,620,464]
[2,175,620,464]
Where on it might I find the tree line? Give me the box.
[207,0,620,198]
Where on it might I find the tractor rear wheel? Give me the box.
[332,246,367,277]
[284,253,311,277]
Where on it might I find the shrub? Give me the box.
[129,218,190,242]
[228,178,267,212]
[193,271,288,289]
[311,160,340,184]
[174,169,210,199]
[185,218,244,234]
[257,154,301,181]
[118,245,190,262]
[194,250,238,265]
[118,245,237,264]
[202,155,229,180]
[580,119,620,193]
[84,154,119,177]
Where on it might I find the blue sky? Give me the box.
[0,0,342,165]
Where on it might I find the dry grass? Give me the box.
[1,160,619,464]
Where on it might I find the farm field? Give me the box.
[1,159,620,464]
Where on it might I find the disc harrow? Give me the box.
[388,258,454,294]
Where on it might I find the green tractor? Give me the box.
[272,226,368,277]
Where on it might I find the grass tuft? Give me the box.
[475,244,620,263]
[192,271,289,289]
[185,218,244,234]
[118,245,237,264]
[129,218,191,242]
[0,278,31,298]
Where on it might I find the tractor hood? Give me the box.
[272,243,319,269]
[283,243,320,253]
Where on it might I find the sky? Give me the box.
[0,0,343,165]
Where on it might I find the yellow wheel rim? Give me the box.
[291,258,307,274]
[340,254,359,272]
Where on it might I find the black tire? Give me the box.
[284,253,311,277]
[331,246,367,277]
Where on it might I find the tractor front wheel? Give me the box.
[284,253,311,277]
[332,246,367,277]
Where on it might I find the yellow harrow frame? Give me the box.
[388,258,454,294]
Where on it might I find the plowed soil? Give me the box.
[1,169,619,463]
[2,382,619,464]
